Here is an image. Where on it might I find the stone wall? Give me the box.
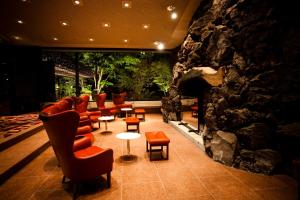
[162,0,300,174]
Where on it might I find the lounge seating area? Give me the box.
[0,112,297,200]
[1,0,299,199]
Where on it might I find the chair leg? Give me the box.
[166,144,169,160]
[150,145,153,161]
[73,183,79,200]
[107,172,111,188]
[146,141,149,152]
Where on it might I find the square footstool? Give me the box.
[134,108,145,121]
[145,131,170,161]
[125,117,140,132]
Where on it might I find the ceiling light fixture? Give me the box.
[13,36,22,40]
[157,43,165,50]
[72,0,82,6]
[142,24,150,29]
[53,37,58,41]
[102,22,111,28]
[89,38,95,42]
[122,1,132,8]
[123,39,128,43]
[154,41,164,50]
[17,20,24,24]
[167,5,178,20]
[60,21,70,26]
[171,12,178,20]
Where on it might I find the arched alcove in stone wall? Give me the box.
[162,0,300,174]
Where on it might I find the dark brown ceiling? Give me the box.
[0,0,201,49]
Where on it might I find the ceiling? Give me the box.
[0,0,201,50]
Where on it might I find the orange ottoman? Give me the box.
[145,131,170,161]
[125,117,140,132]
[134,108,146,121]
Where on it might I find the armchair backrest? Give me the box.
[95,93,107,109]
[40,105,79,178]
[112,92,126,105]
[74,95,90,113]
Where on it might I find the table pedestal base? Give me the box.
[120,154,138,161]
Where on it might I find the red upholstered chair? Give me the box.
[112,92,132,109]
[74,95,101,128]
[41,100,94,155]
[95,93,107,110]
[39,109,113,199]
[112,92,132,117]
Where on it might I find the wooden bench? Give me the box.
[145,131,170,161]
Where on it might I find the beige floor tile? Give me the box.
[122,181,167,200]
[200,175,264,200]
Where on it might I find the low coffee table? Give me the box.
[116,132,140,160]
[121,107,132,118]
[98,116,114,134]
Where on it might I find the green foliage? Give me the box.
[151,60,172,95]
[79,52,115,93]
[56,77,76,98]
[55,51,172,100]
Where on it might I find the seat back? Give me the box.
[40,107,79,178]
[95,93,107,109]
[74,95,89,113]
[112,92,126,105]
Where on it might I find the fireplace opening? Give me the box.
[177,69,212,133]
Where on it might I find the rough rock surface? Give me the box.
[162,0,300,174]
[210,130,237,165]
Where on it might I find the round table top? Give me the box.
[121,107,132,111]
[98,116,114,121]
[116,132,141,140]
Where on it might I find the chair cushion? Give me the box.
[135,109,145,114]
[74,146,104,158]
[125,117,139,125]
[145,131,170,145]
[73,135,93,152]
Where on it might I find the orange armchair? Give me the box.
[95,93,107,109]
[74,95,101,127]
[39,110,113,199]
[112,92,132,110]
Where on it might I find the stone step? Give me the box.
[0,124,44,151]
[169,120,205,151]
[0,129,49,184]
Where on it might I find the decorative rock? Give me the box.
[210,130,237,165]
[238,149,282,174]
[162,0,300,174]
[236,123,272,150]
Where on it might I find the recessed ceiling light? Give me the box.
[20,0,30,2]
[154,41,164,50]
[123,39,128,43]
[122,1,132,8]
[89,38,95,42]
[102,22,111,28]
[171,12,178,20]
[142,24,150,29]
[167,5,175,12]
[72,0,82,6]
[17,20,24,24]
[60,21,70,26]
[157,43,165,50]
[13,36,22,40]
[53,37,58,41]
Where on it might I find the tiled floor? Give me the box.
[0,114,298,200]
